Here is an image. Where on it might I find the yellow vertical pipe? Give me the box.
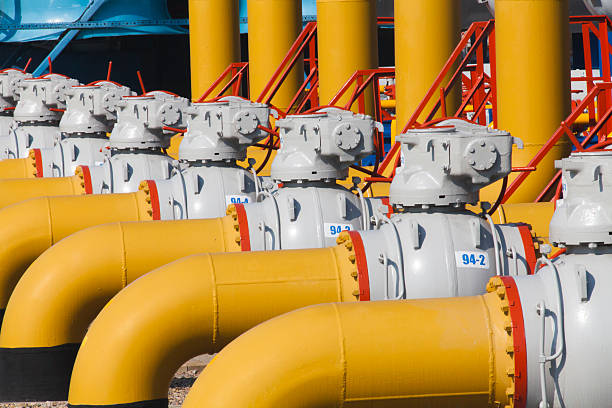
[496,0,571,203]
[248,0,302,109]
[317,0,378,113]
[188,0,241,100]
[394,0,460,133]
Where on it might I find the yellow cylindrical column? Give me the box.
[317,0,378,113]
[248,0,302,109]
[496,0,571,203]
[188,0,241,100]
[394,0,460,131]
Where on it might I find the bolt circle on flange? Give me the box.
[333,122,361,151]
[234,110,259,135]
[159,102,181,126]
[464,138,499,171]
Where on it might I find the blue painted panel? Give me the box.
[0,0,186,42]
[0,0,318,42]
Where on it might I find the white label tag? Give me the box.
[455,251,489,269]
[225,195,251,206]
[324,223,353,238]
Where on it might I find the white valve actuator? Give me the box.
[271,107,383,182]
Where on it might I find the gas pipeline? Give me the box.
[0,106,381,402]
[65,123,537,408]
[181,150,612,408]
[0,89,196,327]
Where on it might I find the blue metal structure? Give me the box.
[0,0,318,39]
[0,0,319,76]
[0,0,187,42]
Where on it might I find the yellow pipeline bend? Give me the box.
[0,175,85,210]
[184,287,515,407]
[0,158,35,179]
[0,216,241,349]
[68,241,361,406]
[0,191,153,315]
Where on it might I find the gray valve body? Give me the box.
[352,121,534,301]
[234,108,384,250]
[240,182,384,250]
[358,208,534,300]
[153,97,271,220]
[0,69,31,146]
[84,91,188,194]
[2,74,79,159]
[35,81,134,177]
[506,152,612,407]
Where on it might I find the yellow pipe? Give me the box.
[0,190,153,318]
[0,158,35,179]
[466,201,555,243]
[317,0,378,114]
[188,0,241,100]
[0,216,241,348]
[395,0,460,134]
[248,0,302,110]
[493,202,555,244]
[183,280,514,407]
[380,98,395,110]
[166,134,182,159]
[68,235,361,406]
[0,173,86,210]
[496,0,571,203]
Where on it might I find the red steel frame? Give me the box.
[255,22,319,115]
[504,82,612,203]
[195,15,612,199]
[402,20,496,132]
[389,16,612,203]
[196,62,250,102]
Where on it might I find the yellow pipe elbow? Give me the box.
[0,174,85,210]
[0,158,35,179]
[184,287,515,408]
[68,240,361,406]
[0,191,153,317]
[0,216,241,349]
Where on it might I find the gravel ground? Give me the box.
[0,355,212,408]
[168,369,200,408]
